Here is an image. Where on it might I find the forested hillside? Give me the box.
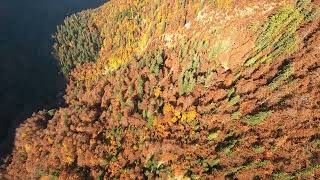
[2,0,320,179]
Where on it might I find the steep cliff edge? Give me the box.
[2,0,320,179]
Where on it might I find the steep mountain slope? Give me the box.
[2,0,320,179]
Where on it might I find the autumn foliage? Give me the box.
[2,0,320,179]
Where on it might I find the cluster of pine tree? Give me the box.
[53,10,102,77]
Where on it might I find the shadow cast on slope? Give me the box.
[0,0,106,159]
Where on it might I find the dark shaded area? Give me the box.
[0,0,105,157]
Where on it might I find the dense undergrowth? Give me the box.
[2,0,320,179]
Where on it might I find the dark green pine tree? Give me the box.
[53,10,102,77]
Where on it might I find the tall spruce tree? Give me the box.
[53,10,102,77]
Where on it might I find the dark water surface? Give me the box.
[0,0,105,157]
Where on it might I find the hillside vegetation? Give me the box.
[2,0,320,179]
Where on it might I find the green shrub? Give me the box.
[178,55,200,95]
[244,111,272,126]
[53,10,102,76]
[144,49,164,76]
[244,1,316,66]
[269,62,293,90]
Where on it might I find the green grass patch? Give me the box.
[315,139,320,148]
[143,156,168,177]
[228,95,240,106]
[231,111,242,120]
[272,172,295,180]
[208,130,221,141]
[244,1,316,67]
[178,55,200,95]
[216,132,239,156]
[269,62,293,90]
[252,146,265,153]
[202,159,220,173]
[295,164,320,177]
[272,164,320,179]
[208,39,231,60]
[226,160,270,177]
[227,88,236,98]
[244,111,272,126]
